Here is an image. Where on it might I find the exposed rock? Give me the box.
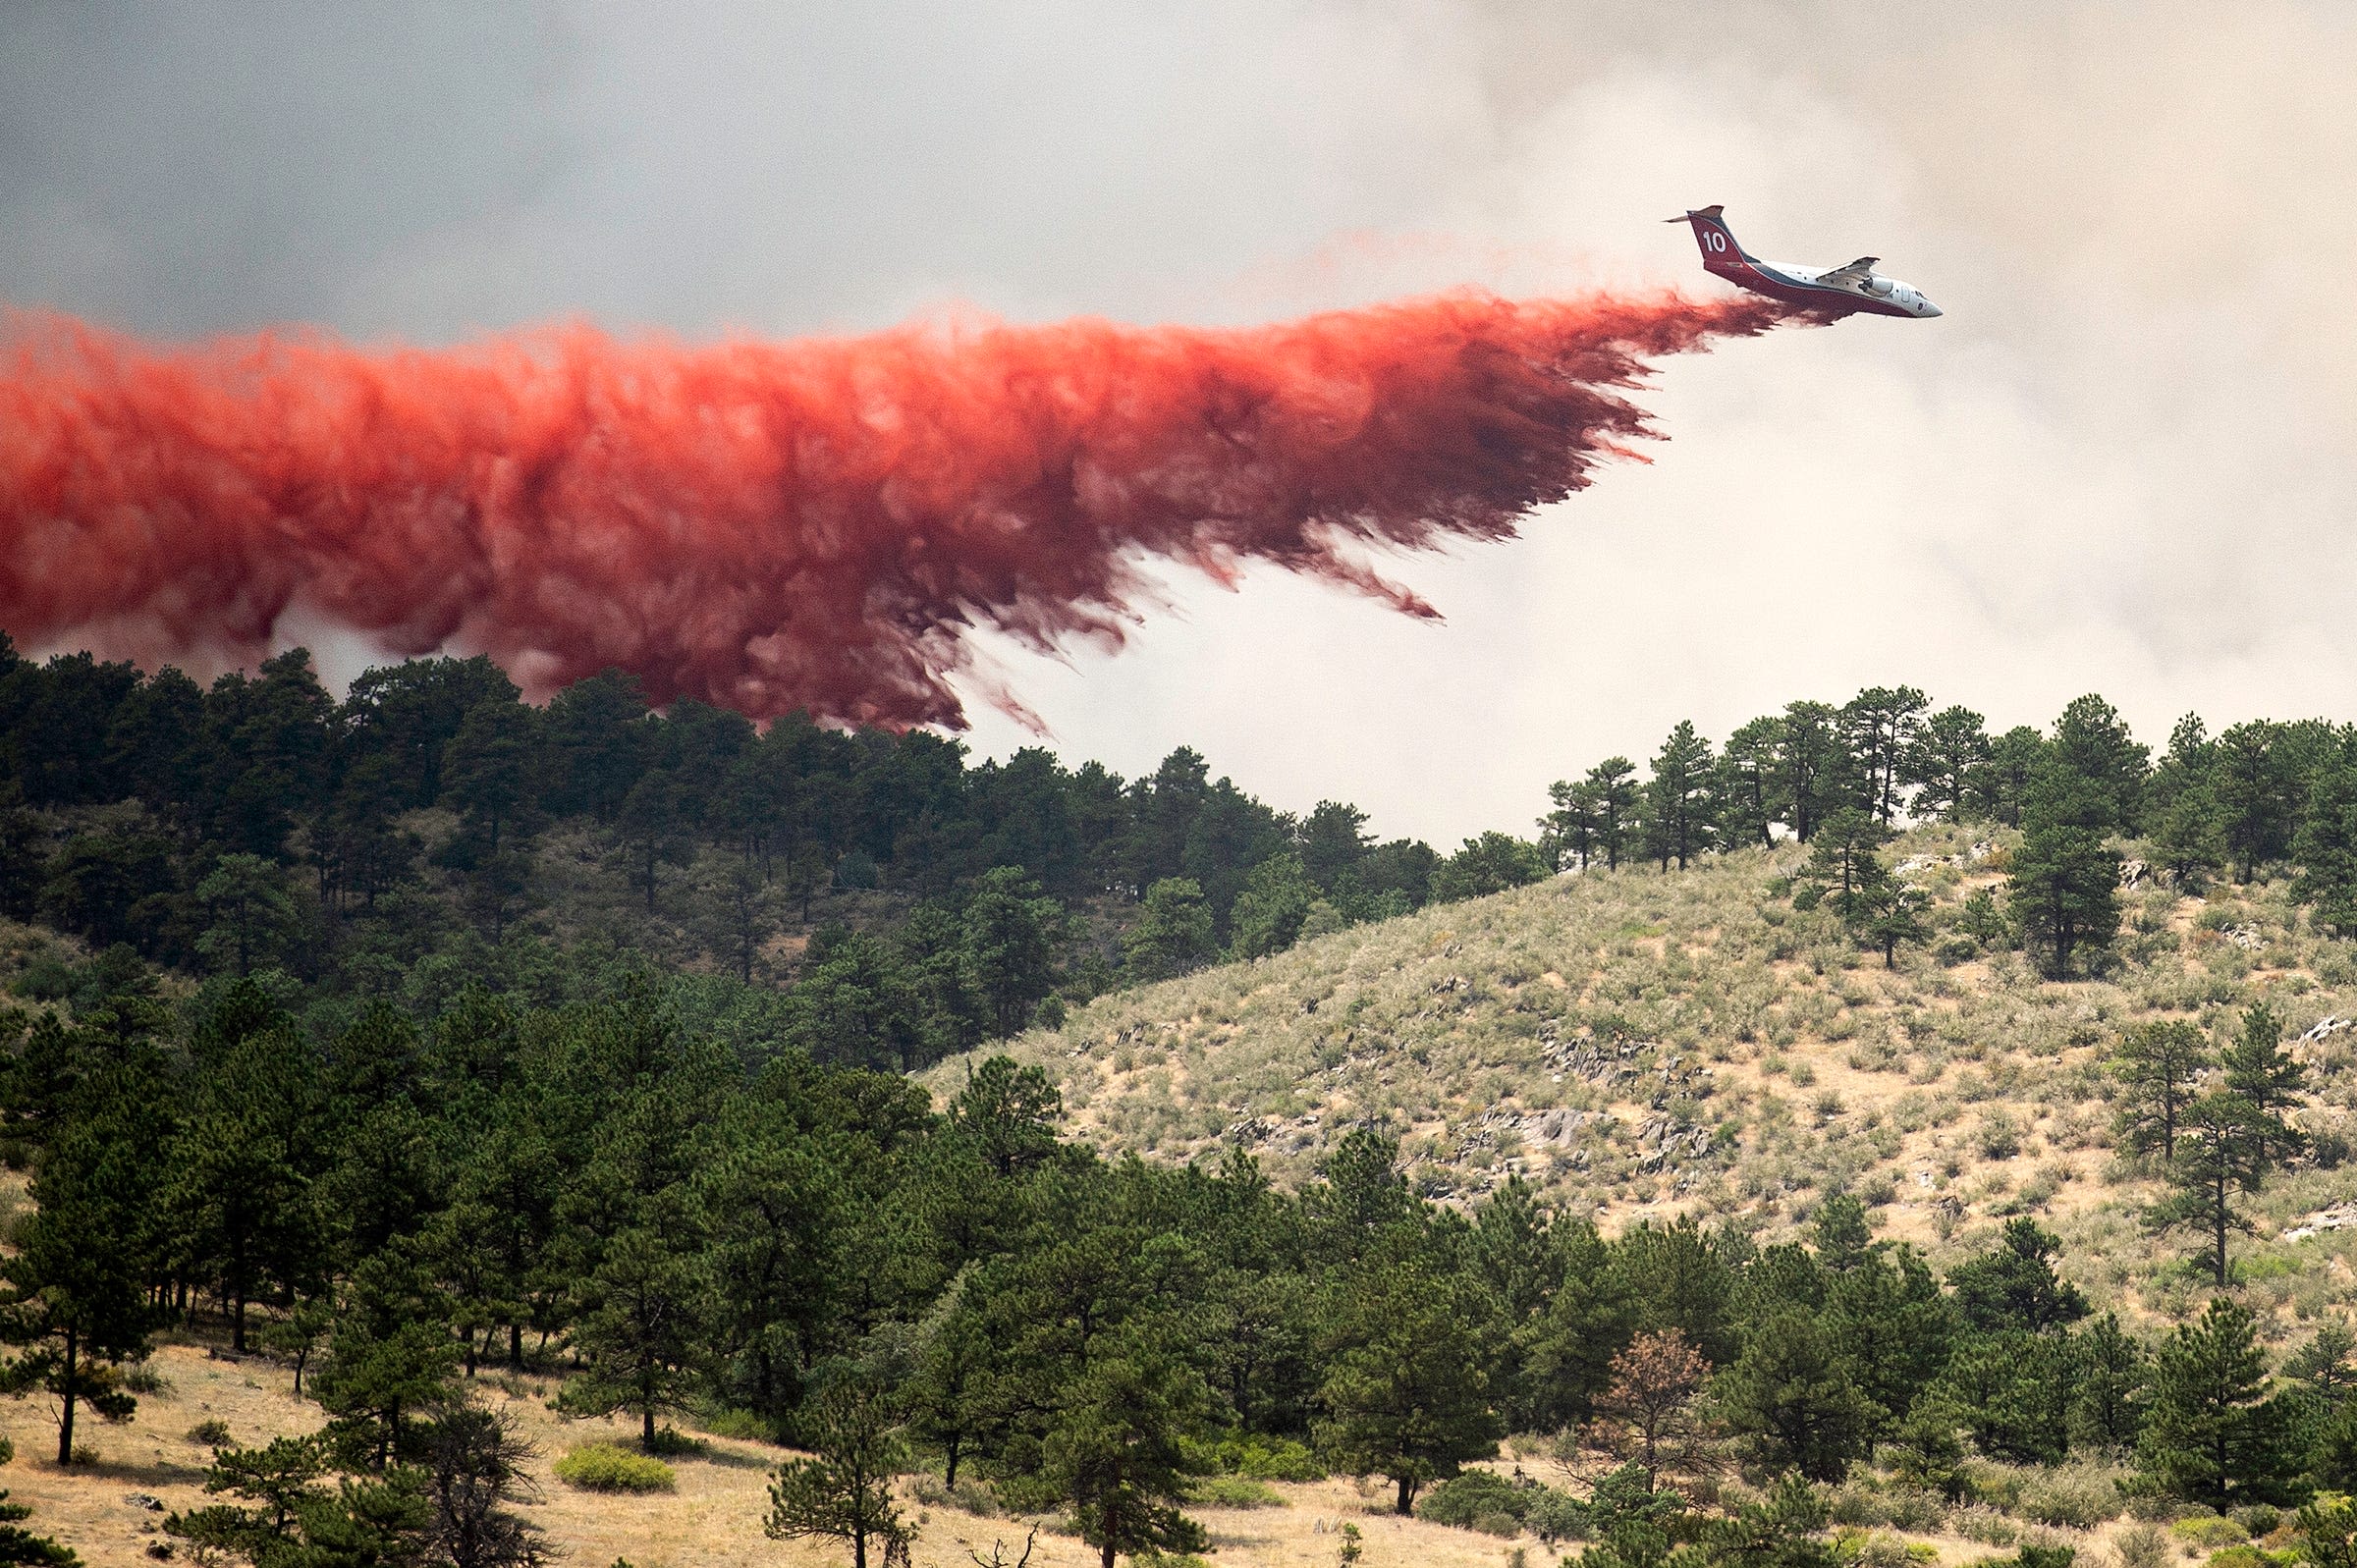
[2285,1202,2357,1242]
[2300,1015,2353,1047]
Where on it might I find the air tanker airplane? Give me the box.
[1670,205,1942,319]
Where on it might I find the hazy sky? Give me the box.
[4,2,2352,845]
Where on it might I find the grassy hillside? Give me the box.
[930,823,2357,1325]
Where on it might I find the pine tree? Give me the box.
[1316,1261,1503,1512]
[1642,723,1717,870]
[2067,1313,2149,1452]
[2110,1020,2213,1162]
[560,1223,706,1449]
[2149,1092,2275,1288]
[1542,778,1604,870]
[766,1376,913,1568]
[2215,723,2296,882]
[2220,1002,2307,1164]
[2050,694,2151,834]
[2153,785,2228,892]
[1585,758,1642,870]
[1777,702,1847,842]
[1124,878,1215,981]
[1716,717,1786,850]
[1946,1218,2089,1336]
[2138,1298,2297,1506]
[1842,686,1931,828]
[1904,705,1991,822]
[1713,1309,1879,1482]
[1029,1331,1214,1568]
[2008,770,2122,979]
[2293,758,2357,938]
[0,1068,166,1465]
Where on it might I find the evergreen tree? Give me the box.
[949,1056,1064,1180]
[442,700,542,858]
[2215,723,2297,882]
[1713,1309,1878,1482]
[0,1069,166,1465]
[1946,1218,2089,1336]
[613,771,693,913]
[1429,833,1549,902]
[1716,717,1786,849]
[2293,758,2357,938]
[1643,722,1717,870]
[1227,854,1315,959]
[2050,694,2150,834]
[311,1251,460,1469]
[2220,1002,2307,1164]
[960,867,1064,1035]
[2008,769,2122,979]
[1842,685,1931,827]
[1970,726,2049,827]
[1790,809,1885,914]
[1542,777,1604,870]
[2152,784,2228,892]
[1124,879,1215,982]
[1584,758,1643,870]
[766,1375,913,1568]
[1316,1261,1502,1512]
[1847,860,1930,967]
[2150,1092,2275,1288]
[562,1220,706,1449]
[2110,1020,2213,1162]
[1905,705,1991,822]
[1777,702,1846,842]
[2067,1313,2150,1453]
[1029,1330,1214,1568]
[2138,1299,2297,1506]
[193,853,302,977]
[167,1011,329,1352]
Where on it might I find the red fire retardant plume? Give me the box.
[1,291,1796,727]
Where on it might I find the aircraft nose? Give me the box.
[1920,299,1944,317]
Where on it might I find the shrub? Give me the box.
[1417,1471,1528,1531]
[642,1426,707,1456]
[697,1409,779,1444]
[2227,1508,2281,1539]
[1523,1487,1592,1544]
[2173,1517,2248,1550]
[554,1442,677,1492]
[1412,1470,1589,1541]
[1880,1488,1950,1534]
[1953,1505,2019,1547]
[2205,1548,2270,1568]
[186,1419,234,1448]
[1836,1532,1914,1568]
[1186,1476,1285,1509]
[2019,1463,2123,1529]
[2111,1523,2169,1568]
[1198,1432,1326,1482]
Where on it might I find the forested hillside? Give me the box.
[6,644,2357,1568]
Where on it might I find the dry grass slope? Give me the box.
[929,825,2357,1329]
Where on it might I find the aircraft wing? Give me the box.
[1815,256,1880,286]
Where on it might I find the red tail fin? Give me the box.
[1678,205,1752,277]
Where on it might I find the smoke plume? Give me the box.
[1,291,1796,726]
